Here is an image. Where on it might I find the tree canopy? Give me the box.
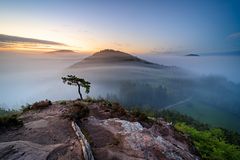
[62,75,91,99]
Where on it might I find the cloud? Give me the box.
[0,34,64,45]
[148,46,194,55]
[0,34,67,51]
[227,32,240,40]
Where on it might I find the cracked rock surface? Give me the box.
[0,102,83,160]
[0,100,200,160]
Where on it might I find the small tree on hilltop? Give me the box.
[62,75,91,100]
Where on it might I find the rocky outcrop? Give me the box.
[0,140,62,160]
[0,100,200,160]
[0,102,84,160]
[84,116,199,160]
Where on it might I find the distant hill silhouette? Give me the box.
[46,50,80,55]
[69,49,167,69]
[185,54,200,56]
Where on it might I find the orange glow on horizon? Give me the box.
[0,38,151,55]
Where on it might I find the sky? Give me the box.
[0,0,240,54]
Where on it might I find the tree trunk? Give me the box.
[77,84,83,100]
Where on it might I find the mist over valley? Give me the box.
[1,49,240,132]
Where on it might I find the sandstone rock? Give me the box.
[24,119,48,129]
[0,140,62,160]
[85,116,199,160]
[0,100,200,160]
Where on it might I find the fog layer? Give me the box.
[139,54,240,83]
[1,51,240,132]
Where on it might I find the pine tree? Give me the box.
[62,75,91,100]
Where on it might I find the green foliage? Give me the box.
[175,123,240,160]
[172,100,240,133]
[156,109,209,130]
[106,76,240,132]
[0,114,23,131]
[157,109,240,146]
[130,108,150,122]
[221,128,240,146]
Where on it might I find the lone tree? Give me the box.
[62,75,91,100]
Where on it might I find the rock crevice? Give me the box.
[72,121,94,160]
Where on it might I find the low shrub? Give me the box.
[59,100,67,105]
[21,104,31,113]
[64,101,89,121]
[131,108,149,122]
[111,104,127,117]
[31,100,52,110]
[0,114,23,131]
